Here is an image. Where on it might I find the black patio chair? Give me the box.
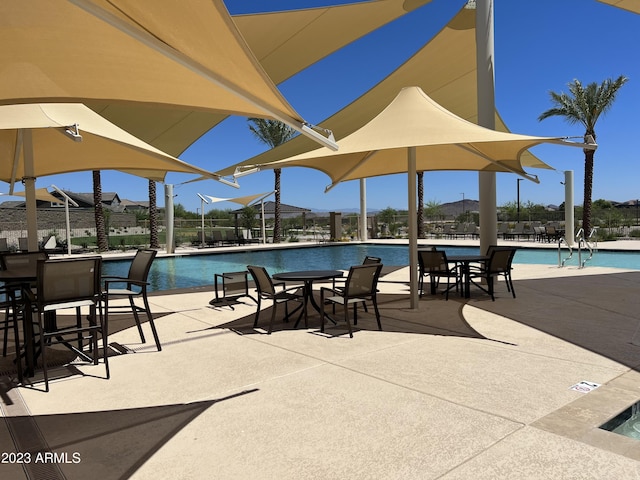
[246,265,304,334]
[320,263,383,338]
[418,250,458,300]
[25,256,109,391]
[103,249,161,351]
[469,247,517,301]
[210,271,256,310]
[0,285,21,365]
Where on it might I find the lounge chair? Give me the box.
[450,223,467,238]
[463,223,479,239]
[510,223,532,241]
[498,223,511,240]
[18,237,28,252]
[544,225,561,242]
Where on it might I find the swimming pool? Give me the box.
[102,243,640,292]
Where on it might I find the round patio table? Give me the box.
[446,255,488,299]
[272,270,343,328]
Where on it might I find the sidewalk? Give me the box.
[1,249,640,479]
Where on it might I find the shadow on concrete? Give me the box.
[214,291,489,341]
[471,270,640,371]
[3,389,257,480]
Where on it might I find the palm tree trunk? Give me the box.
[274,168,281,243]
[582,148,595,236]
[92,170,109,252]
[417,172,425,238]
[149,179,159,248]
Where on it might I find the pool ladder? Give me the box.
[558,228,597,268]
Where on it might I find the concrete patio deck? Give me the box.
[1,241,640,479]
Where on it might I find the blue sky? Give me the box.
[21,0,639,214]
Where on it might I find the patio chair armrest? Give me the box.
[102,275,127,281]
[104,278,150,289]
[320,286,342,298]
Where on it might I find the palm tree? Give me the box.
[148,179,159,249]
[538,76,627,236]
[92,170,109,251]
[247,118,297,243]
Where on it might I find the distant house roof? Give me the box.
[0,190,123,209]
[55,191,121,208]
[121,199,150,210]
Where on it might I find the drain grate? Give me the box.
[0,378,66,480]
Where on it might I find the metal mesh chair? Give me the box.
[0,285,21,367]
[103,249,161,351]
[210,271,256,309]
[469,247,517,301]
[26,256,108,391]
[320,263,383,338]
[418,250,458,299]
[247,265,304,334]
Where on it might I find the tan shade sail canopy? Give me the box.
[0,0,336,153]
[597,0,640,13]
[218,6,548,178]
[1,188,60,204]
[83,0,431,156]
[249,87,589,189]
[203,192,273,207]
[0,103,221,251]
[251,86,593,309]
[0,103,218,185]
[235,0,432,85]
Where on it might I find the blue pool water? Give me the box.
[102,244,640,292]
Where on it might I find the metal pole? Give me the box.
[200,201,206,247]
[23,129,39,252]
[408,146,418,310]
[517,178,522,222]
[51,185,79,255]
[564,170,575,247]
[165,184,175,254]
[261,200,266,244]
[476,0,498,255]
[360,178,368,241]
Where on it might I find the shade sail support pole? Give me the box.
[359,179,367,241]
[476,0,498,255]
[51,184,79,255]
[261,200,266,244]
[165,184,175,254]
[565,170,575,247]
[408,146,419,310]
[22,129,38,252]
